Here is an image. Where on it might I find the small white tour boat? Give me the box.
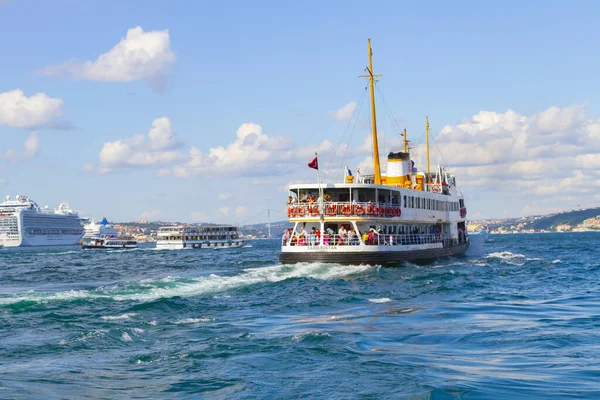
[156,225,245,250]
[82,235,138,250]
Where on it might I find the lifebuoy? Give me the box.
[287,206,296,218]
[341,205,352,216]
[378,207,384,216]
[326,204,337,216]
[366,205,374,215]
[297,206,306,217]
[308,205,319,217]
[395,207,401,217]
[354,205,364,216]
[385,207,393,217]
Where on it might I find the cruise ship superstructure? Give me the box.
[0,195,85,247]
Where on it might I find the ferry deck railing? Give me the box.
[286,201,405,218]
[283,233,455,247]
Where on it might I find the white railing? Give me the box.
[285,202,402,219]
[282,233,446,247]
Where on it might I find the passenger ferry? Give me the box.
[82,235,138,250]
[279,40,470,265]
[0,195,84,247]
[156,225,245,250]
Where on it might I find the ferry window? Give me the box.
[403,195,407,208]
[411,196,415,208]
[427,199,431,210]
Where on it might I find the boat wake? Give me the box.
[0,262,377,306]
[486,251,527,265]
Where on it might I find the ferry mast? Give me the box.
[360,39,383,184]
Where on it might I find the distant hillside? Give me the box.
[524,207,600,230]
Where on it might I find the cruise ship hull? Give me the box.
[1,233,85,247]
[279,242,469,265]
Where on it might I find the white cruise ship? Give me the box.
[82,218,119,242]
[0,195,85,247]
[156,225,245,249]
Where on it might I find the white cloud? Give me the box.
[329,102,357,121]
[191,211,209,222]
[89,120,371,179]
[218,193,232,200]
[24,132,40,157]
[235,206,247,217]
[407,105,600,209]
[3,132,40,161]
[165,122,334,178]
[219,207,230,216]
[139,210,161,221]
[0,89,66,129]
[40,26,175,91]
[91,117,183,173]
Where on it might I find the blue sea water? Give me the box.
[1,233,600,399]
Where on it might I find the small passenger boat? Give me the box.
[156,225,245,250]
[82,235,138,250]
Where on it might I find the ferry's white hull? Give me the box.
[156,240,245,250]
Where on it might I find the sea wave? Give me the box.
[0,262,377,306]
[486,251,527,265]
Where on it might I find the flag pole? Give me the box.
[315,152,323,200]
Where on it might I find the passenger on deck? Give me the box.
[308,193,316,203]
[324,193,332,202]
[287,196,295,205]
[282,229,291,245]
[362,231,369,244]
[309,227,317,245]
[300,193,308,203]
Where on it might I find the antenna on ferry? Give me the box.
[360,39,383,184]
[401,128,409,153]
[426,117,431,174]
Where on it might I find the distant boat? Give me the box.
[0,195,84,247]
[82,218,119,241]
[82,235,138,250]
[156,225,245,249]
[469,227,491,241]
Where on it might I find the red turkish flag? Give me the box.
[308,156,318,170]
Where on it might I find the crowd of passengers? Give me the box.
[282,225,443,246]
[287,192,332,204]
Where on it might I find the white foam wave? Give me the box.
[551,259,561,264]
[0,262,375,305]
[101,313,136,321]
[486,251,527,265]
[369,298,392,303]
[121,332,132,342]
[131,328,145,333]
[172,318,213,324]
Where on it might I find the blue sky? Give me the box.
[1,0,599,223]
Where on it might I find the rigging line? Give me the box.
[375,83,402,134]
[336,88,367,181]
[239,209,268,226]
[325,87,368,177]
[431,135,451,171]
